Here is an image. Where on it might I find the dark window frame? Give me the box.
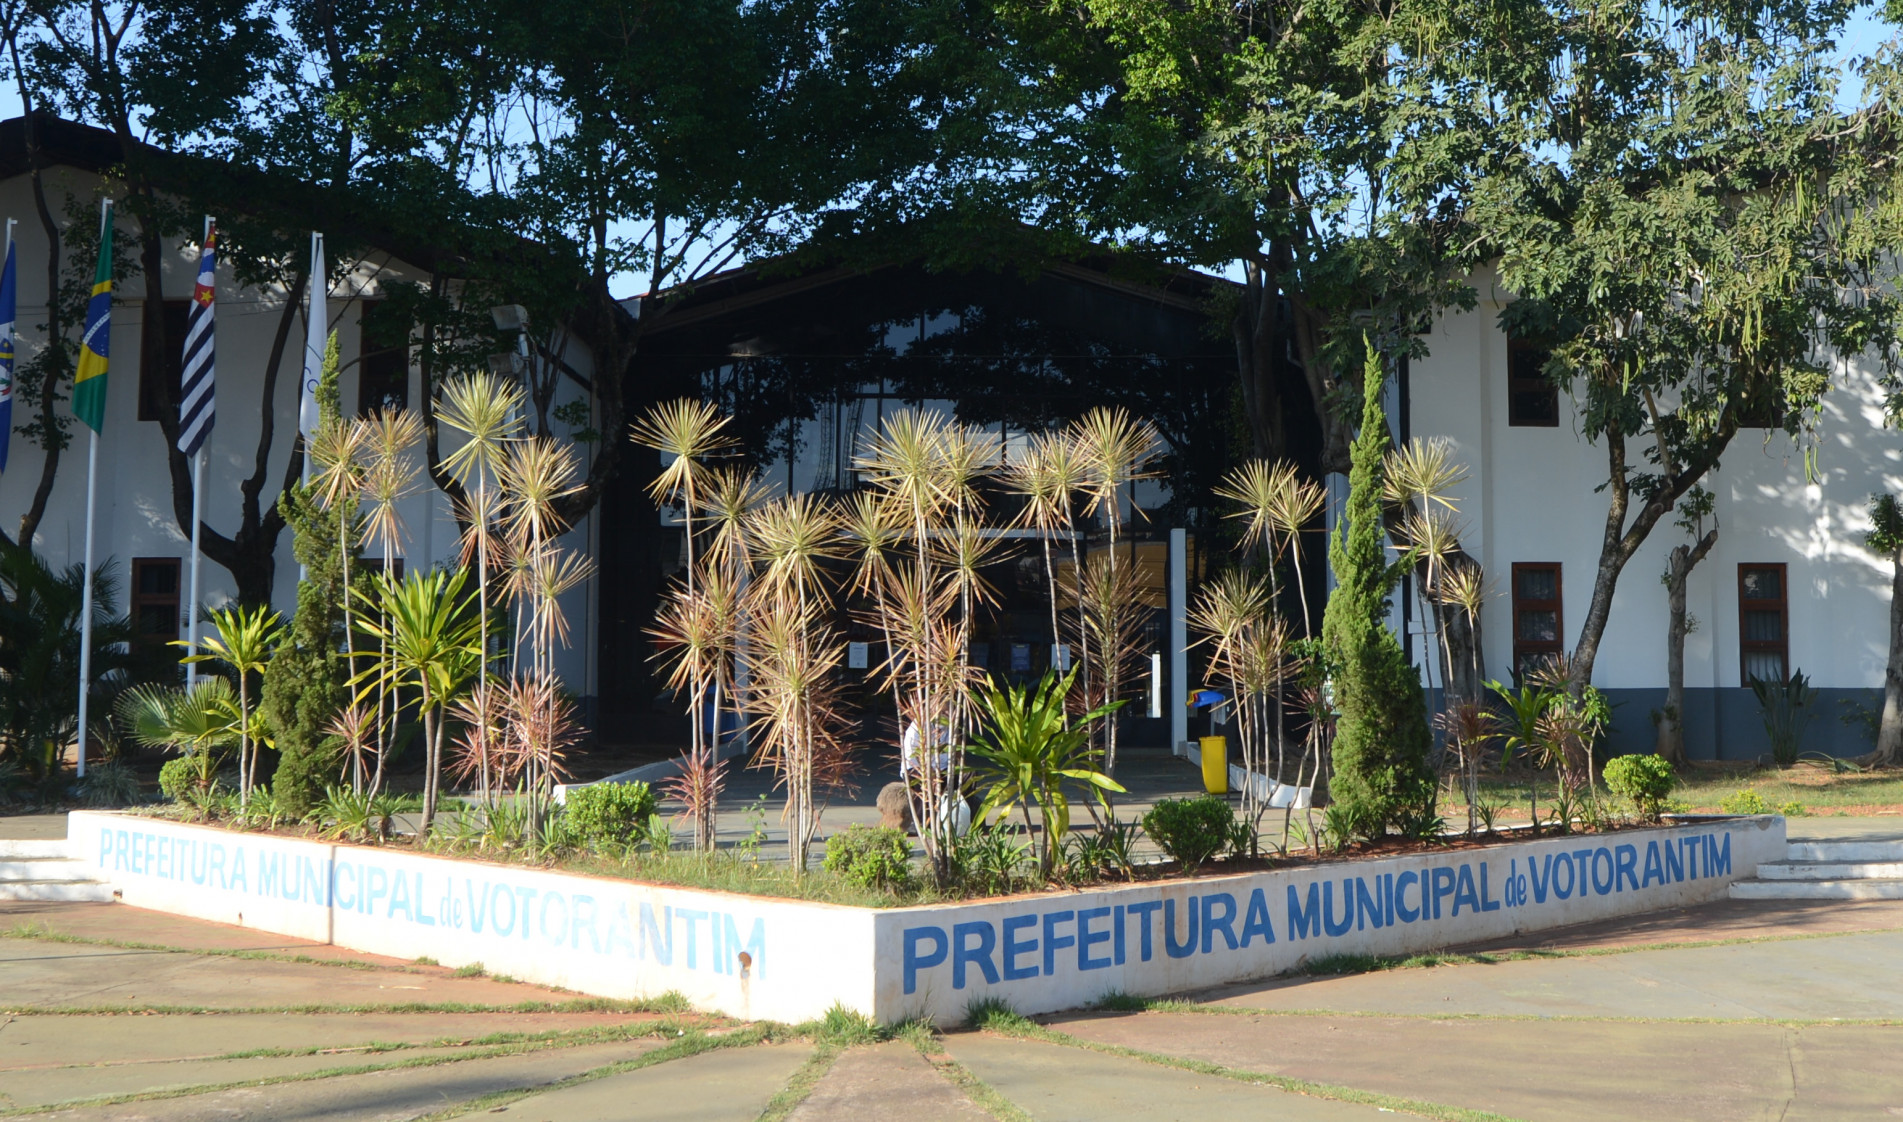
[356,299,410,416]
[1512,562,1564,677]
[130,557,182,649]
[1739,562,1790,684]
[1507,337,1559,428]
[140,300,191,423]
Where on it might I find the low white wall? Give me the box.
[68,812,1784,1026]
[65,811,876,1024]
[871,816,1786,1024]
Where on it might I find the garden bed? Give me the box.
[67,808,1785,1025]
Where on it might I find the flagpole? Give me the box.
[77,429,97,777]
[184,217,211,687]
[74,199,108,780]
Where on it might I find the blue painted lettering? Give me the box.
[1164,897,1199,958]
[1001,915,1038,981]
[1043,911,1076,975]
[952,921,999,989]
[1201,893,1239,952]
[1077,907,1112,970]
[903,926,947,994]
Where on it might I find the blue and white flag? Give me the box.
[0,223,15,473]
[177,222,215,457]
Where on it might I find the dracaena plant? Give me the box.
[965,669,1125,880]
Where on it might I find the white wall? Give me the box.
[67,810,1784,1026]
[1409,277,1901,694]
[0,169,601,698]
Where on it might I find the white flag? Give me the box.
[300,231,325,438]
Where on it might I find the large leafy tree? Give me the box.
[991,0,1483,472]
[1464,0,1899,693]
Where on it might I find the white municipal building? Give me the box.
[0,115,1891,762]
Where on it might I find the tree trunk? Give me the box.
[1568,425,1735,694]
[1871,548,1903,766]
[1657,530,1716,767]
[15,109,68,548]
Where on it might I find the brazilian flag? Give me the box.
[72,202,113,434]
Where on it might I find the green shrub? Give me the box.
[1603,754,1676,821]
[564,781,659,849]
[1142,795,1236,871]
[1720,788,1770,815]
[822,824,913,890]
[1778,800,1810,817]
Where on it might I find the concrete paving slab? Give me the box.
[22,1040,650,1121]
[0,1045,487,1110]
[1783,816,1903,842]
[0,1012,648,1070]
[1451,895,1903,954]
[788,1041,988,1122]
[944,1031,1402,1121]
[1047,1010,1898,1122]
[487,1042,812,1121]
[0,940,585,1012]
[1200,929,1903,1020]
[0,901,421,968]
[0,816,75,841]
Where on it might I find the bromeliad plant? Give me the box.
[964,668,1125,880]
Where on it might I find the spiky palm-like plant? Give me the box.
[325,703,376,796]
[1068,407,1159,777]
[743,594,847,872]
[174,605,282,805]
[439,372,525,696]
[358,408,423,775]
[853,409,981,883]
[1385,436,1473,702]
[745,493,843,870]
[647,576,732,852]
[352,569,483,833]
[1216,459,1325,634]
[502,676,578,846]
[1002,433,1074,658]
[309,416,368,696]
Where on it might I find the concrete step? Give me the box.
[1730,877,1903,901]
[0,839,69,859]
[1787,840,1903,863]
[0,879,114,902]
[1757,860,1903,881]
[0,856,93,880]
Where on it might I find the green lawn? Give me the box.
[1450,761,1903,823]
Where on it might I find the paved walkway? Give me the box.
[5,815,1903,1118]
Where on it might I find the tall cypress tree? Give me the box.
[1321,343,1434,838]
[260,337,351,816]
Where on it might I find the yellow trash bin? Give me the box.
[1198,735,1228,794]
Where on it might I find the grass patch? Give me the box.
[812,1002,885,1047]
[899,1025,1035,1122]
[1461,762,1903,822]
[1092,990,1149,1012]
[964,997,1032,1033]
[413,955,441,966]
[753,1044,844,1122]
[452,962,486,978]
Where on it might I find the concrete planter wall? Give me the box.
[68,811,1784,1025]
